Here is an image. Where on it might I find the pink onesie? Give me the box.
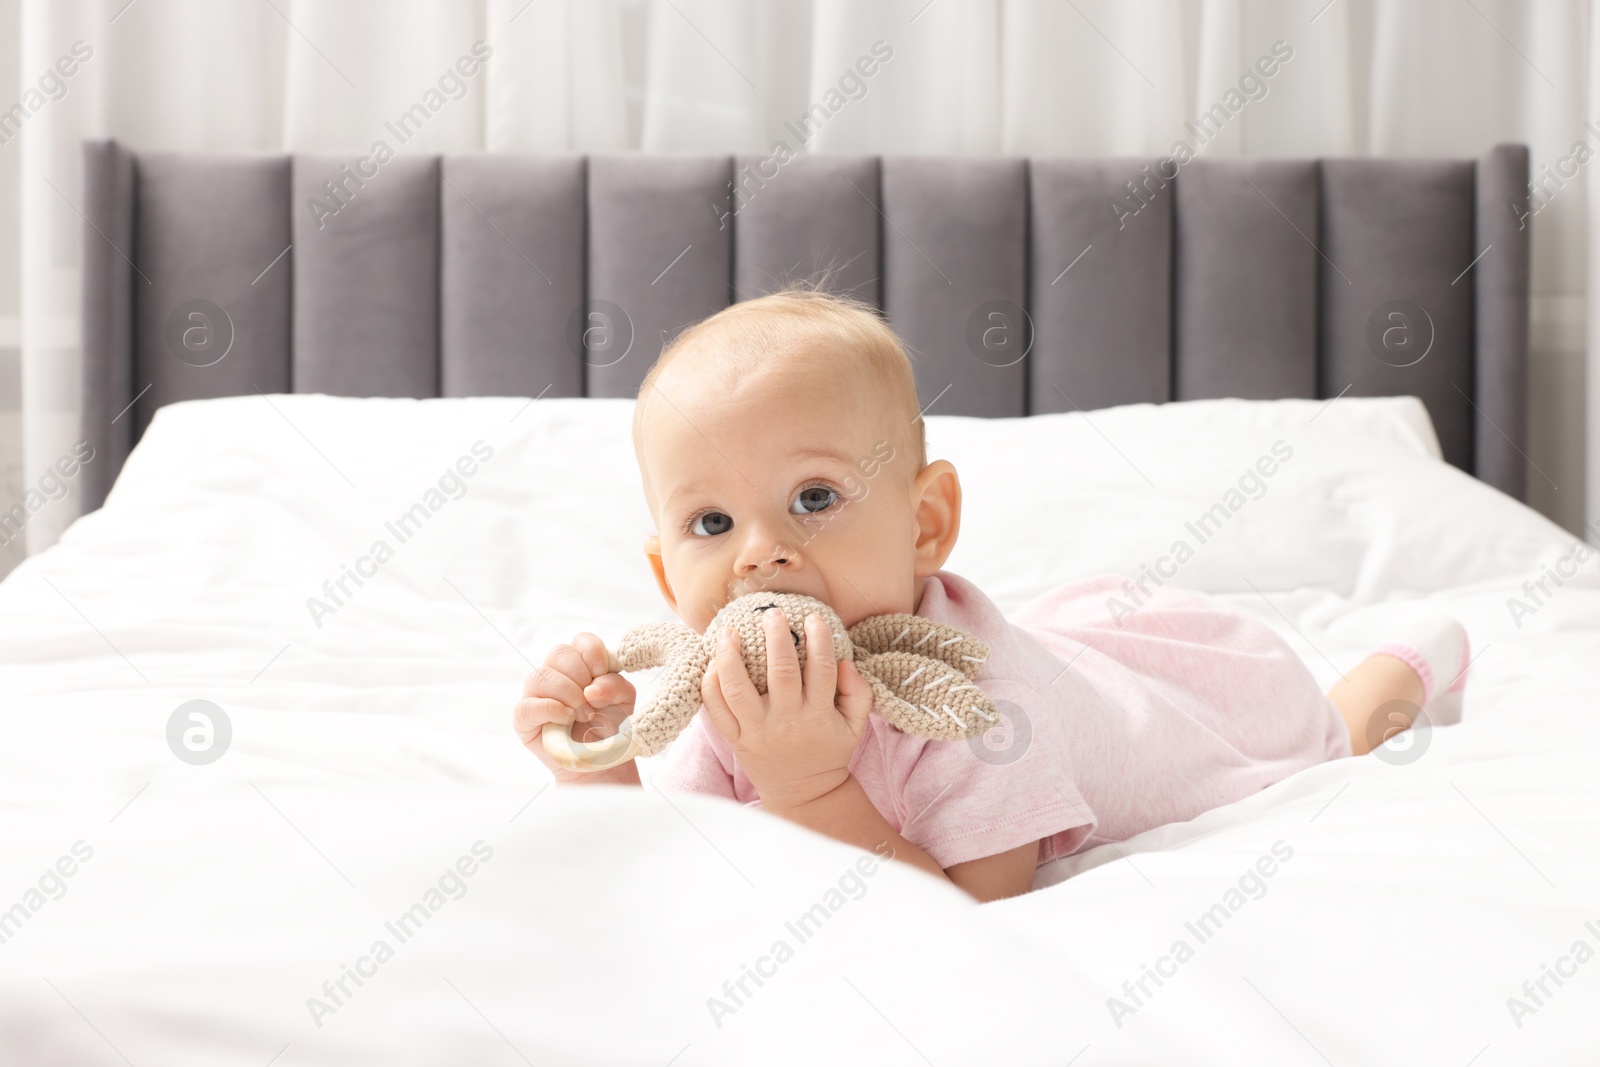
[650,570,1352,870]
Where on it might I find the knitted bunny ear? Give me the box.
[847,614,999,741]
[606,620,712,758]
[542,619,708,773]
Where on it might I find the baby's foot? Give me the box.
[1369,616,1470,727]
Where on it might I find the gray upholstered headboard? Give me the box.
[79,139,1529,510]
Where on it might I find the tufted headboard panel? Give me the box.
[78,140,1530,509]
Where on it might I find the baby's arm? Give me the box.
[767,779,1039,902]
[946,839,1040,902]
[701,609,1037,902]
[764,776,945,880]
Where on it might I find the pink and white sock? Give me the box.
[1368,616,1471,726]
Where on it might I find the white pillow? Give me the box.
[95,393,663,627]
[934,395,1579,612]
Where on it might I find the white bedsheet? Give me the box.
[1,393,1596,1065]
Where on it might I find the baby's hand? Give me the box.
[514,633,639,784]
[700,610,874,812]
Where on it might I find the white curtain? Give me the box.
[12,0,1596,556]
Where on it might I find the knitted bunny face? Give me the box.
[541,591,1000,773]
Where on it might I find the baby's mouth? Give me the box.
[727,578,810,603]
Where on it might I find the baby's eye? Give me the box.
[791,485,838,516]
[688,511,733,537]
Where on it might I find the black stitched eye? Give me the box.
[753,604,802,648]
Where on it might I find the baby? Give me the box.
[513,287,1469,903]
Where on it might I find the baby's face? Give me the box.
[638,344,957,634]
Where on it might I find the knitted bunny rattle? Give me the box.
[542,591,1001,772]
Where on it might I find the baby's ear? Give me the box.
[847,614,990,679]
[642,536,678,614]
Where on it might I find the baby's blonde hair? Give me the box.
[630,283,927,505]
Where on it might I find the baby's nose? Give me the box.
[738,537,797,575]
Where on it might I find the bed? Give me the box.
[3,141,1595,1064]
